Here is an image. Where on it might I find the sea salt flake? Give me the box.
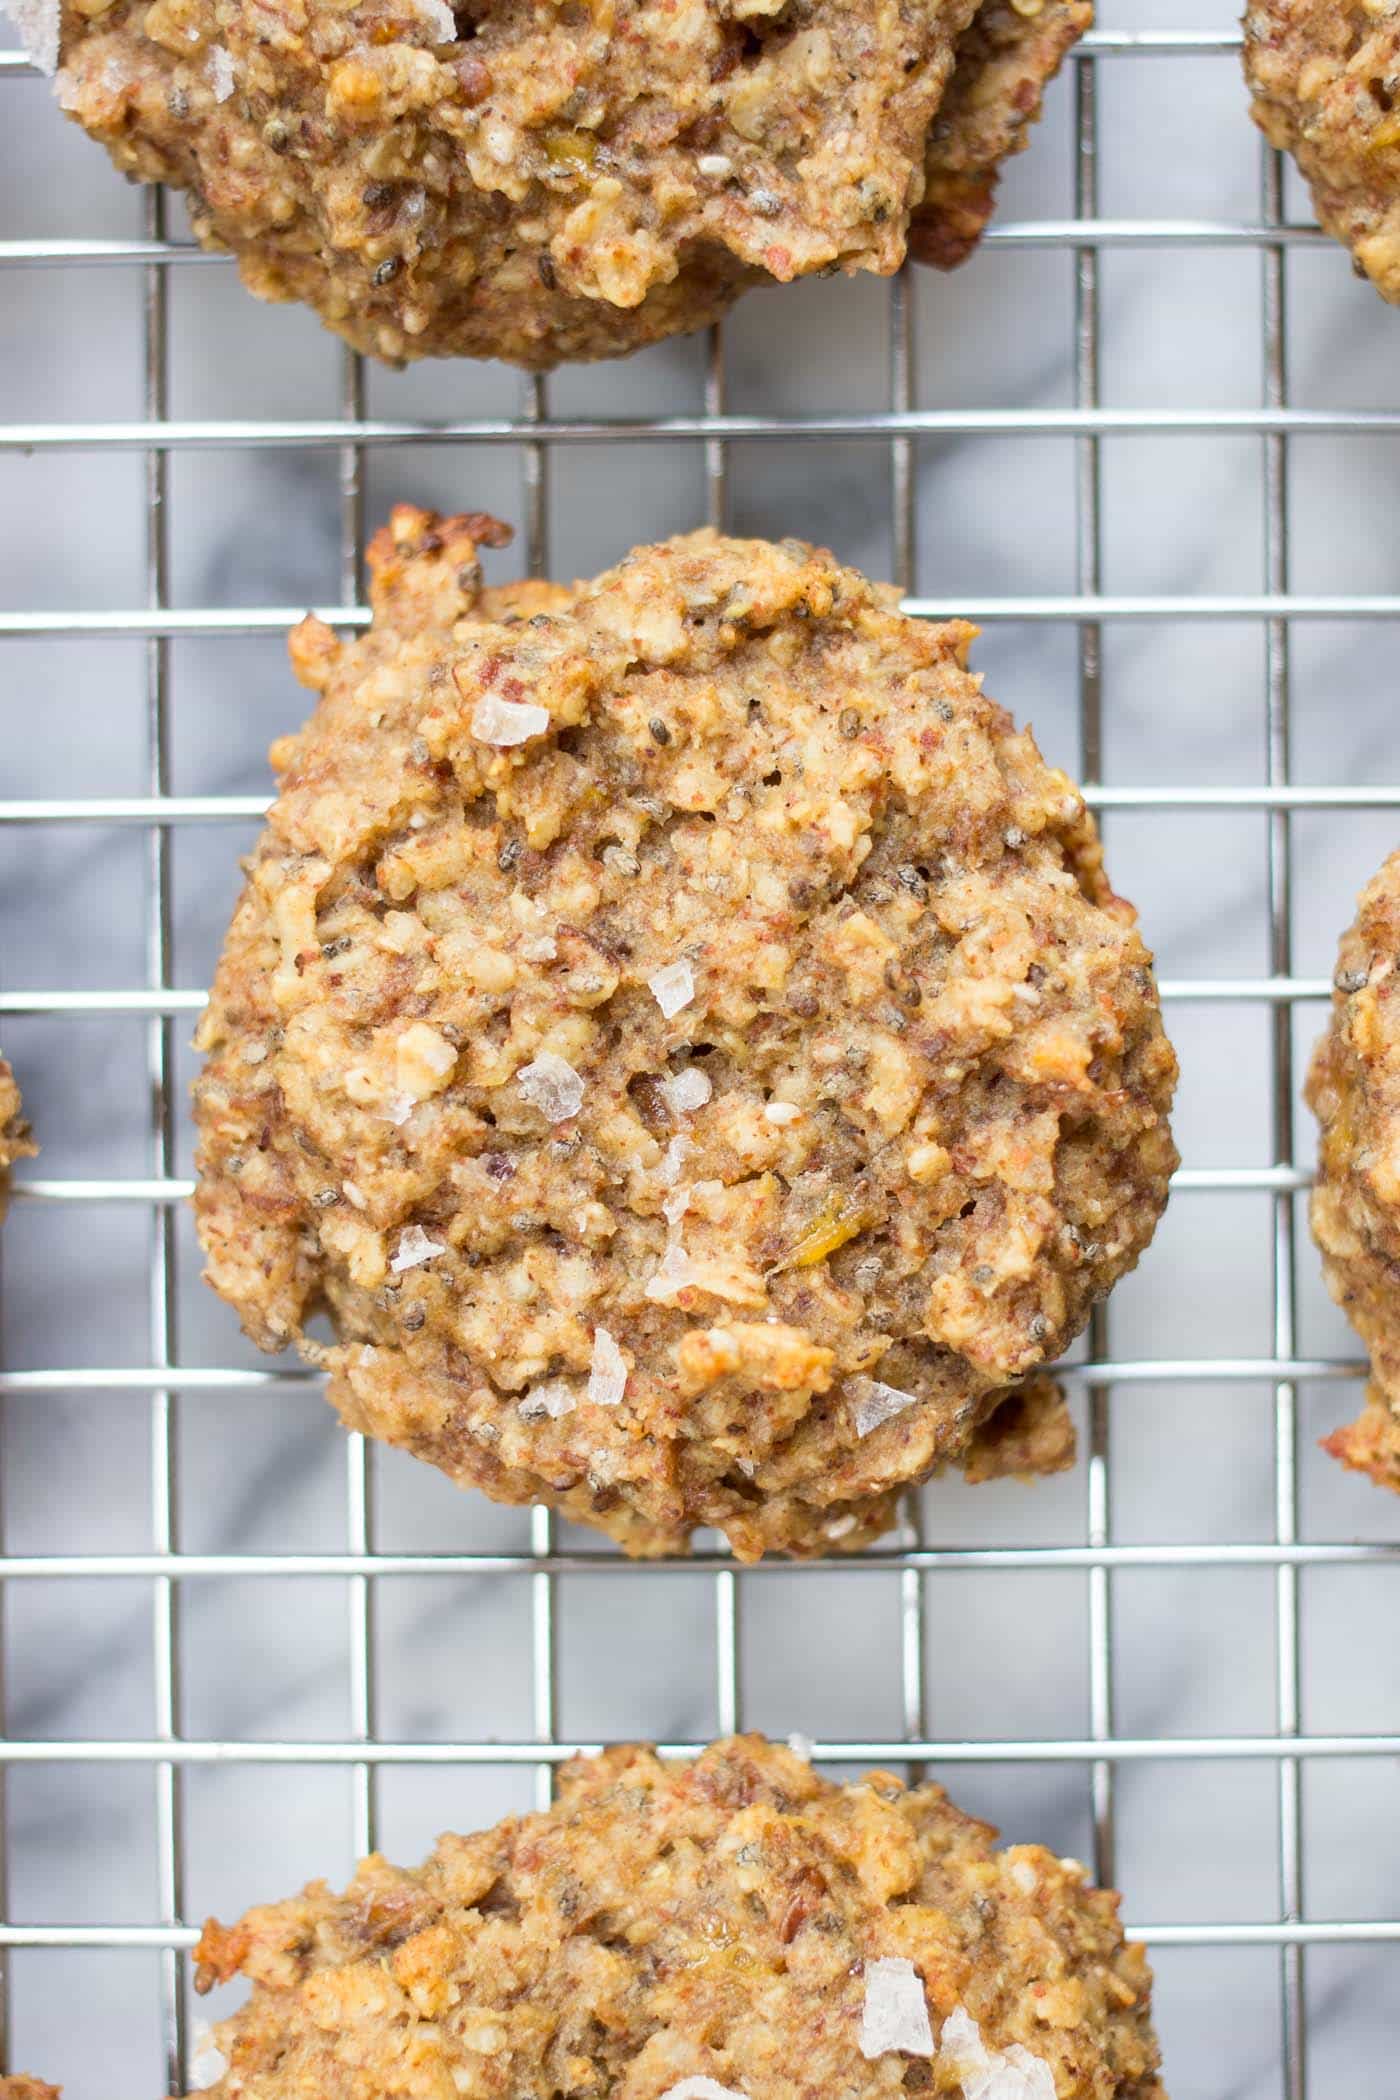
[342,1179,368,1211]
[648,958,695,1018]
[411,0,456,35]
[663,1065,712,1115]
[471,693,550,747]
[661,1184,691,1227]
[786,1730,813,1762]
[826,1512,858,1539]
[587,1326,628,1407]
[697,153,733,177]
[937,2007,1055,2100]
[1009,1858,1038,1894]
[853,1378,919,1438]
[764,1099,800,1124]
[518,1051,584,1122]
[860,1957,934,2060]
[384,1091,416,1127]
[657,2082,748,2100]
[189,2020,227,2090]
[518,1378,577,1422]
[521,934,558,961]
[3,0,59,75]
[644,1239,698,1303]
[206,42,235,99]
[391,1223,446,1272]
[659,1134,692,1186]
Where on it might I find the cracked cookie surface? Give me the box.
[52,0,1086,366]
[189,1735,1165,2100]
[192,506,1177,1558]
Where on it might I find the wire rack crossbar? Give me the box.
[2,20,1397,2097]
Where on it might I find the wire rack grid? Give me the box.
[1,4,1399,2097]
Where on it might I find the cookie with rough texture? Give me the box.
[190,1735,1165,2100]
[1306,848,1400,1492]
[192,507,1177,1559]
[0,2081,61,2100]
[49,0,1086,368]
[1244,0,1400,301]
[913,0,1091,269]
[0,1055,36,1219]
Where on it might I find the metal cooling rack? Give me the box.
[1,14,1398,2100]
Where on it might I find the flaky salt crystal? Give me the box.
[471,693,550,747]
[588,1326,627,1407]
[764,1099,800,1124]
[826,1512,858,1539]
[206,43,235,99]
[697,153,733,177]
[644,1239,698,1303]
[1009,1858,1038,1894]
[659,1134,692,1185]
[384,1091,415,1127]
[521,934,557,961]
[4,0,59,75]
[663,1066,712,1115]
[786,1731,813,1762]
[648,958,695,1018]
[661,1184,690,1227]
[390,1223,446,1272]
[412,0,456,35]
[518,1052,584,1122]
[518,1379,576,1422]
[853,1379,918,1437]
[860,1957,934,2060]
[189,2020,227,2091]
[937,2007,1055,2100]
[657,2082,747,2100]
[343,1180,368,1211]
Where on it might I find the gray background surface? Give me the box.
[1,0,1399,2091]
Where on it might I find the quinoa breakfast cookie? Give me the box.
[192,507,1178,1559]
[0,1055,36,1219]
[1306,847,1400,1493]
[0,2082,61,2100]
[37,0,1088,368]
[188,1735,1166,2099]
[1244,0,1400,301]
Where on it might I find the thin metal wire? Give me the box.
[141,181,187,2097]
[704,323,743,1743]
[1260,137,1307,2100]
[522,372,559,1810]
[1074,47,1116,1902]
[0,29,1394,2091]
[890,264,928,1768]
[340,345,379,1866]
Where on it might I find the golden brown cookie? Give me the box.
[0,2081,62,2100]
[913,0,1092,270]
[50,0,1087,368]
[188,1736,1165,2100]
[0,1055,36,1220]
[1244,0,1400,301]
[192,507,1177,1559]
[1306,848,1400,1491]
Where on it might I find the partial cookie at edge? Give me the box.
[187,1736,1166,2100]
[1306,846,1400,1490]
